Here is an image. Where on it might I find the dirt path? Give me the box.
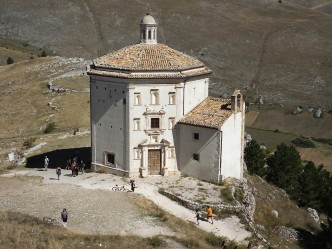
[1,169,251,242]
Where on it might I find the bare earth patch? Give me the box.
[0,169,251,243]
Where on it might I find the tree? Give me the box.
[297,161,322,209]
[244,140,266,176]
[266,143,302,195]
[7,57,14,64]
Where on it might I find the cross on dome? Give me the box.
[140,13,157,44]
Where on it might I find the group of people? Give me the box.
[65,158,85,177]
[43,155,86,180]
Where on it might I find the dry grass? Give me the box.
[248,175,321,248]
[0,210,162,249]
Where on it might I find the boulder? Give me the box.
[272,210,278,219]
[307,208,320,223]
[314,108,322,118]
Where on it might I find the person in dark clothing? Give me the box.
[61,208,68,227]
[130,179,136,192]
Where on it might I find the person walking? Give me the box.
[130,179,136,192]
[61,208,68,227]
[207,206,214,224]
[44,156,49,171]
[195,209,200,225]
[56,167,61,180]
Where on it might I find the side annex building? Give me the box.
[87,14,245,182]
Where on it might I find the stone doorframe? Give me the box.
[138,139,170,177]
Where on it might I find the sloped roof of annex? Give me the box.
[178,97,233,129]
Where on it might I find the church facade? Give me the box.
[87,14,245,182]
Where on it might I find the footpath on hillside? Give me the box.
[1,169,251,242]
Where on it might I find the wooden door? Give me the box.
[148,149,161,175]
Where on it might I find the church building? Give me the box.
[87,14,245,182]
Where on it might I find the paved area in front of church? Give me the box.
[1,169,251,242]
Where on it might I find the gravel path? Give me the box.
[0,169,251,242]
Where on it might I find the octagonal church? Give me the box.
[87,14,245,182]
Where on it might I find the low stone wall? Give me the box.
[158,188,241,214]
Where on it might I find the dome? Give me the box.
[141,14,157,25]
[89,44,212,79]
[93,44,205,71]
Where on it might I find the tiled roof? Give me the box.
[92,43,209,71]
[178,97,233,129]
[87,66,211,79]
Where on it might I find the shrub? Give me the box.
[7,57,14,64]
[40,50,47,57]
[148,236,163,247]
[23,138,36,149]
[220,187,234,202]
[44,122,56,134]
[292,138,316,148]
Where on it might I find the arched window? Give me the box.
[148,30,151,39]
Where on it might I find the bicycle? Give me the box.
[112,184,132,192]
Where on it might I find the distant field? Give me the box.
[248,110,332,139]
[246,126,332,173]
[245,127,298,149]
[0,47,32,65]
[297,146,332,172]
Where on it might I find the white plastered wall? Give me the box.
[176,124,220,182]
[90,76,128,172]
[219,109,244,180]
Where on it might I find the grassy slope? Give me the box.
[247,174,322,249]
[0,0,331,108]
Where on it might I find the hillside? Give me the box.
[0,0,331,109]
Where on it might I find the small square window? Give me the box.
[134,149,141,159]
[193,132,200,140]
[105,153,115,165]
[151,90,159,105]
[134,93,141,105]
[169,148,175,158]
[151,135,159,143]
[151,118,160,129]
[134,119,141,130]
[169,92,176,105]
[193,153,200,161]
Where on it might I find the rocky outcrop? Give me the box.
[307,208,320,224]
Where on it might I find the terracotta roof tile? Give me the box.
[178,97,233,129]
[92,43,209,71]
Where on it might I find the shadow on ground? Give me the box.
[26,147,91,169]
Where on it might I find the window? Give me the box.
[151,118,160,129]
[105,152,115,165]
[134,118,141,130]
[193,153,200,161]
[169,118,175,129]
[134,93,141,105]
[151,90,159,105]
[134,149,141,159]
[151,135,159,143]
[169,148,175,158]
[193,132,200,140]
[169,92,176,105]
